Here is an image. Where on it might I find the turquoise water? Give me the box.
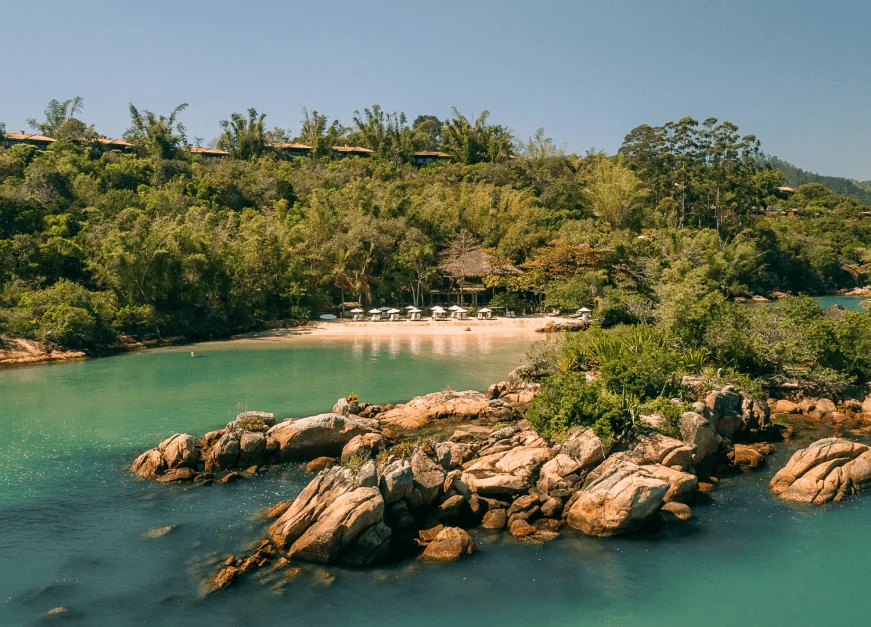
[2,335,871,625]
[815,295,867,311]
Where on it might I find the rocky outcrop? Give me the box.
[419,527,477,562]
[267,413,376,462]
[340,433,386,463]
[269,462,391,565]
[461,440,552,497]
[633,434,694,470]
[132,434,197,478]
[770,438,871,504]
[680,411,721,467]
[378,390,520,436]
[486,366,541,407]
[565,456,670,536]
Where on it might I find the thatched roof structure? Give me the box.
[439,250,519,279]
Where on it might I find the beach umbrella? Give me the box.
[478,307,492,313]
[431,306,446,312]
[455,307,468,313]
[369,309,382,314]
[578,307,591,313]
[404,305,416,310]
[378,306,390,312]
[408,307,422,313]
[349,308,364,313]
[448,305,461,311]
[386,308,401,314]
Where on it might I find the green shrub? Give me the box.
[39,304,97,349]
[235,415,269,432]
[638,396,689,438]
[526,373,632,444]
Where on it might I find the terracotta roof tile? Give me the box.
[332,145,374,153]
[267,142,312,150]
[187,146,230,155]
[412,151,452,158]
[5,132,55,142]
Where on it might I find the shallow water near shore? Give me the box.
[2,335,871,625]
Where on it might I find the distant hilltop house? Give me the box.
[3,132,133,152]
[332,145,374,159]
[267,142,312,158]
[411,150,452,166]
[1,132,460,166]
[3,132,55,150]
[186,146,230,159]
[775,186,795,199]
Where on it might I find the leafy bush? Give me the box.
[526,373,632,444]
[235,415,269,432]
[638,396,689,438]
[39,304,97,349]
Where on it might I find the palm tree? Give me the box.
[27,97,84,137]
[124,103,189,159]
[441,108,515,164]
[297,108,345,158]
[217,108,267,159]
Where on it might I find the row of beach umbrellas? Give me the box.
[347,305,493,315]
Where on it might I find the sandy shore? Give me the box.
[235,316,574,340]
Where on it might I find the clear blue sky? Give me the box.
[3,0,870,179]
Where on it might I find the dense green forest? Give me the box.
[763,154,871,204]
[1,100,870,355]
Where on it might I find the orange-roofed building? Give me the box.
[411,150,452,166]
[186,146,230,159]
[3,132,56,150]
[332,145,374,158]
[267,142,312,158]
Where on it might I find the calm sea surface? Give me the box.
[1,333,870,626]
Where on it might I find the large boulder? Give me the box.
[158,434,198,469]
[633,434,694,469]
[863,396,871,417]
[566,457,669,536]
[378,390,519,436]
[267,413,375,462]
[420,527,477,562]
[462,442,552,497]
[132,448,167,479]
[287,486,388,565]
[770,438,871,504]
[205,432,241,470]
[132,433,197,478]
[379,459,413,504]
[560,429,612,471]
[408,450,447,509]
[680,412,722,466]
[774,399,800,414]
[341,433,386,463]
[269,463,391,565]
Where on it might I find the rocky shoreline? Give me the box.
[130,370,871,595]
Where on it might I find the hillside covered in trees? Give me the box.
[763,154,871,204]
[1,101,870,353]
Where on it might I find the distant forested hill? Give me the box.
[763,154,871,203]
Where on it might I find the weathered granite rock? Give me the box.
[561,429,612,471]
[419,527,476,561]
[378,390,520,435]
[774,399,800,414]
[565,457,669,536]
[132,448,167,478]
[341,433,386,463]
[306,456,337,472]
[729,444,765,469]
[633,434,694,470]
[462,443,552,497]
[379,459,413,504]
[486,367,541,406]
[237,431,267,467]
[132,433,197,478]
[645,464,698,503]
[269,464,390,564]
[267,414,375,462]
[408,450,447,509]
[661,501,693,521]
[481,508,507,529]
[770,438,871,504]
[680,412,722,466]
[863,396,871,416]
[206,432,241,471]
